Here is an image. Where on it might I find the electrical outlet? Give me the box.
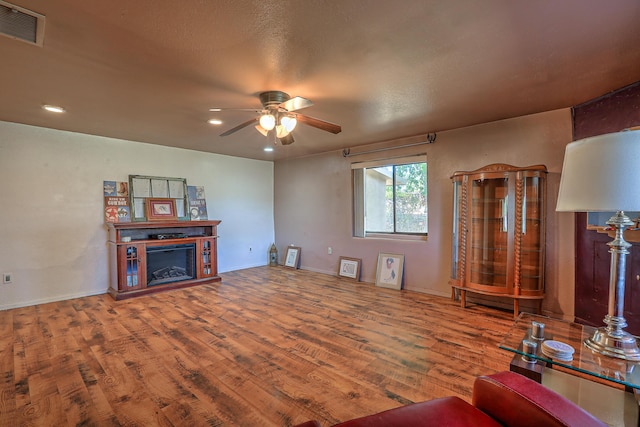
[249,247,252,252]
[3,273,12,284]
[328,247,332,255]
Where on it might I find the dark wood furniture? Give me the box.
[107,220,221,300]
[450,164,547,318]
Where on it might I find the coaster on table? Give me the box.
[541,340,574,361]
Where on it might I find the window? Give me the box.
[129,175,189,221]
[353,156,427,237]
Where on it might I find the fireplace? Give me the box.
[146,243,196,287]
[107,220,221,300]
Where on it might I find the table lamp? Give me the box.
[556,129,640,360]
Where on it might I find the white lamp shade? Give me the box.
[259,114,276,130]
[556,130,640,212]
[281,116,297,132]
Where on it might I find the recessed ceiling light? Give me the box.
[208,119,222,125]
[264,147,274,152]
[42,104,65,113]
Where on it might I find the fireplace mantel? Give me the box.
[106,220,221,300]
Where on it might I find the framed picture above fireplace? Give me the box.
[146,198,177,221]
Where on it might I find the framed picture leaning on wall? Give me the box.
[284,246,301,269]
[338,257,361,281]
[129,175,188,221]
[375,253,404,290]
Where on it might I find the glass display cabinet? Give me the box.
[450,164,547,318]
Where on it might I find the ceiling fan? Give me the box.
[210,91,341,145]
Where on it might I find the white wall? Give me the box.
[274,108,575,318]
[0,121,274,310]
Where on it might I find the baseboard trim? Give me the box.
[0,288,107,311]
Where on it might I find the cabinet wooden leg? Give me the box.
[514,299,520,319]
[460,290,466,308]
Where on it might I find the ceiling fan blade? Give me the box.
[220,117,259,136]
[280,96,313,112]
[295,114,342,134]
[209,108,262,113]
[279,134,295,145]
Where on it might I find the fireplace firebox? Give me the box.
[146,243,196,287]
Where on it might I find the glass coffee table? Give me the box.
[499,313,640,391]
[500,313,640,425]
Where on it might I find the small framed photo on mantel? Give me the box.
[375,253,404,290]
[338,257,361,281]
[284,246,301,269]
[146,198,177,221]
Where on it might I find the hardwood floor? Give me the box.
[0,266,515,426]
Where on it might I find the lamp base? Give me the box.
[584,327,640,361]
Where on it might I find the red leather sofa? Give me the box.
[294,371,606,427]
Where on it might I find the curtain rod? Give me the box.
[342,133,437,157]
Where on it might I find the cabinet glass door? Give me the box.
[470,177,508,287]
[120,244,143,291]
[200,238,214,277]
[520,175,544,291]
[451,180,462,279]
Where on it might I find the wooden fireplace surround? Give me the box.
[107,220,221,300]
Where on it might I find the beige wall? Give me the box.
[0,108,575,317]
[0,121,275,310]
[274,108,575,318]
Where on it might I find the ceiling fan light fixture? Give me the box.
[281,115,297,132]
[255,125,269,136]
[276,125,290,138]
[259,113,276,130]
[214,90,341,144]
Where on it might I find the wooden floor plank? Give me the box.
[0,266,517,426]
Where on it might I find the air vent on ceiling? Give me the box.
[0,1,45,46]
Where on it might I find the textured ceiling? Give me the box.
[1,0,640,161]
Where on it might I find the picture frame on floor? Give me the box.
[338,257,361,281]
[375,252,404,289]
[284,246,301,269]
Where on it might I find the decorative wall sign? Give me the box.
[103,181,131,223]
[187,185,208,220]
